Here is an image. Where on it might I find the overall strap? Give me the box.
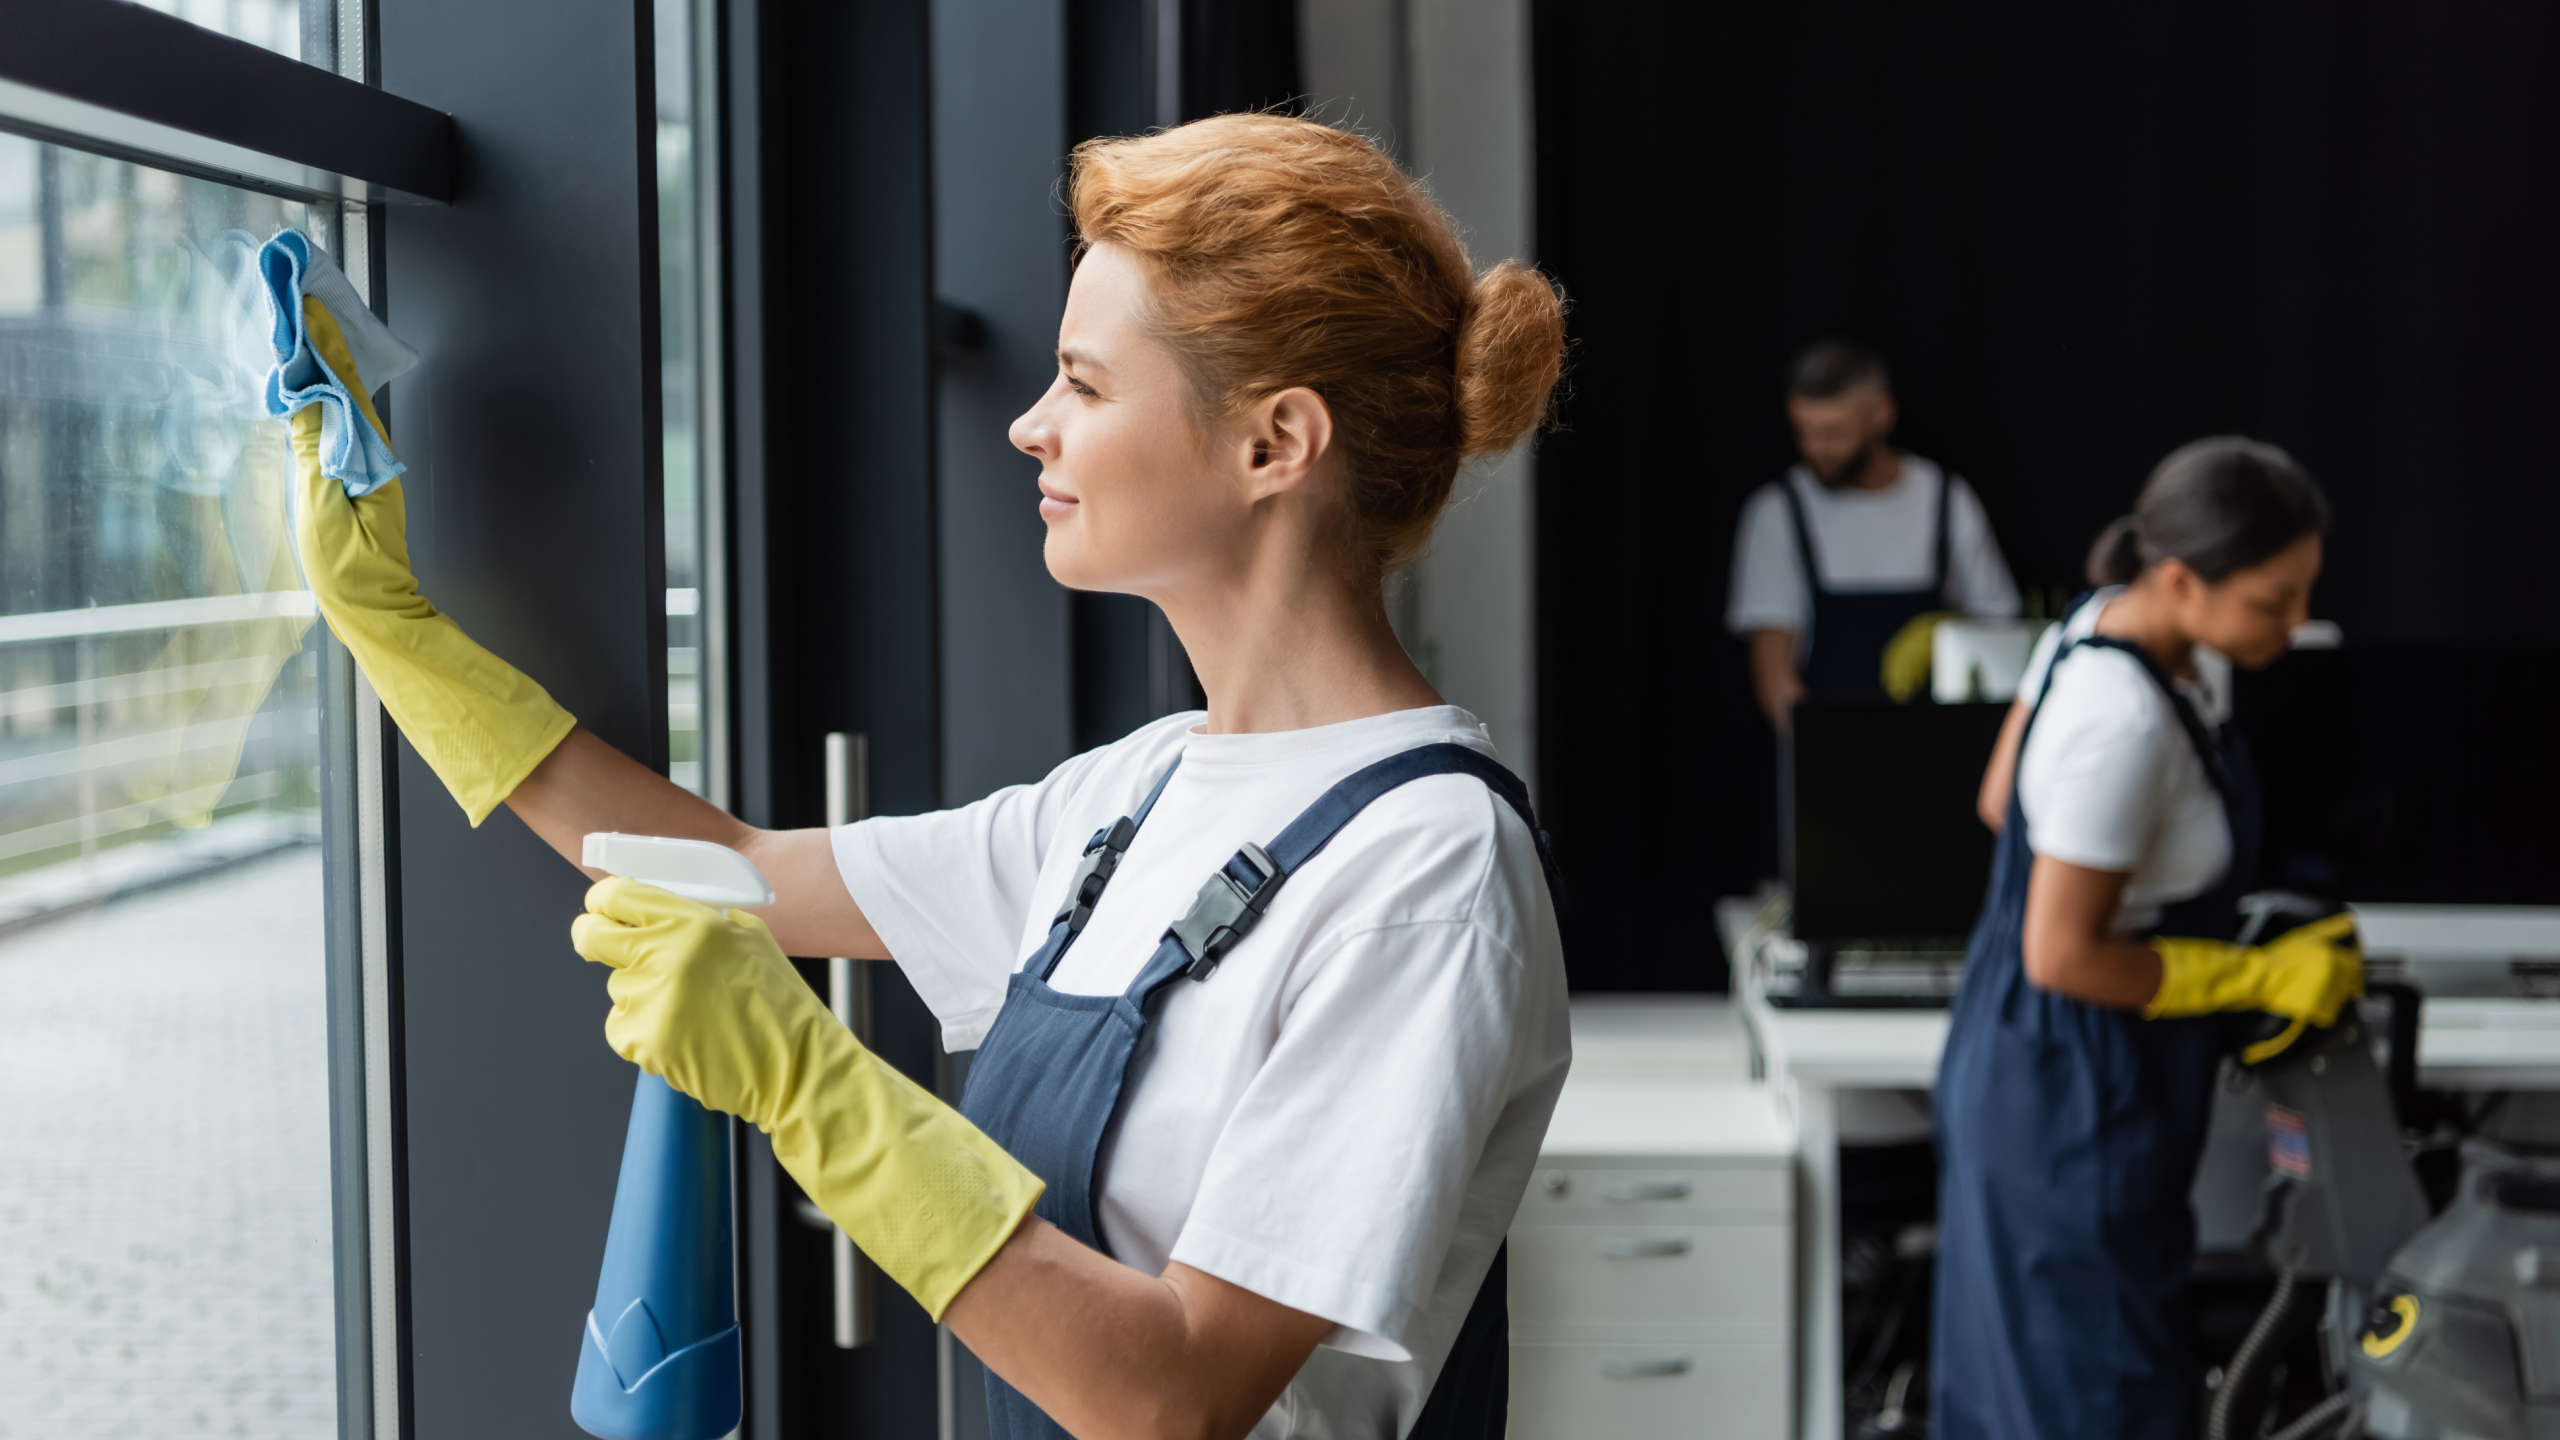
[1776,474,1830,600]
[1152,743,1559,991]
[1930,468,1954,596]
[2012,591,2102,752]
[2063,628,2263,928]
[2070,635,2239,804]
[2003,597,2256,912]
[1033,757,1183,982]
[1131,758,1181,824]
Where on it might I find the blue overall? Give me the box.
[1777,468,1952,699]
[1931,610,2259,1440]
[958,743,1558,1440]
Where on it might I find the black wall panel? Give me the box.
[377,0,664,1433]
[736,0,940,831]
[1534,0,2560,989]
[933,0,1076,801]
[728,0,948,1435]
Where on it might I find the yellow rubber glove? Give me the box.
[1881,611,1958,703]
[2147,912,2366,1063]
[290,297,576,825]
[571,878,1045,1320]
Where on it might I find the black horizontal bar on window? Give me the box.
[0,0,452,202]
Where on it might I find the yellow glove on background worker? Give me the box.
[290,297,576,824]
[570,878,1045,1320]
[2146,912,2365,1063]
[1881,611,1958,703]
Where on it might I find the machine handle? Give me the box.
[1600,1179,1693,1203]
[2369,982,2423,1130]
[1600,1236,1693,1259]
[824,732,876,1349]
[1601,1356,1693,1380]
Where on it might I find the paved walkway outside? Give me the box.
[0,847,335,1437]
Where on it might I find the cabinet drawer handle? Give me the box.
[1601,1357,1693,1380]
[1600,1236,1693,1259]
[1600,1180,1692,1203]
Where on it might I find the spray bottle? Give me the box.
[569,834,773,1440]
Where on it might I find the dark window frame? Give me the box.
[0,0,451,201]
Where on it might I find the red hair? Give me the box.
[1069,113,1566,576]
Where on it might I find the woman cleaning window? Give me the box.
[288,113,1569,1440]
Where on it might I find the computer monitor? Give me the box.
[1779,645,2560,958]
[2238,644,2560,905]
[1786,700,2008,944]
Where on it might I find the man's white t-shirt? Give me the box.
[1726,455,2021,652]
[2015,589,2234,932]
[833,706,1572,1440]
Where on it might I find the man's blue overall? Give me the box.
[959,743,1559,1440]
[1777,469,1952,699]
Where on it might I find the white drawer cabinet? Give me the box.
[1510,1072,1794,1440]
[1510,1220,1791,1334]
[1519,1164,1790,1221]
[1510,1337,1791,1440]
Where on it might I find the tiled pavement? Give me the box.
[0,847,335,1437]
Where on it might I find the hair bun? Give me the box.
[1455,260,1567,458]
[2084,514,2146,587]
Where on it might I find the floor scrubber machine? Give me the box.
[2205,905,2560,1440]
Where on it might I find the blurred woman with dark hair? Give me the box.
[1934,438,2364,1440]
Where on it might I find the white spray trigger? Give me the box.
[582,833,776,908]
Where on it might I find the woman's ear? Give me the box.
[1238,386,1335,499]
[2154,556,2208,608]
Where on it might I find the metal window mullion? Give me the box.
[693,0,732,813]
[354,669,403,1440]
[321,136,403,1440]
[319,638,404,1440]
[319,631,376,1440]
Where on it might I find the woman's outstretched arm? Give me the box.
[284,299,883,961]
[507,727,887,960]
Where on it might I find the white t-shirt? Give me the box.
[2015,589,2235,932]
[834,706,1572,1439]
[1725,456,2021,651]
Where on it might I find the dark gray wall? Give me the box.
[729,0,952,1433]
[932,0,1075,801]
[378,0,664,1434]
[1534,0,2560,986]
[736,0,942,831]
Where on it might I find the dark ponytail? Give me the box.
[2086,516,2147,586]
[2082,437,2330,588]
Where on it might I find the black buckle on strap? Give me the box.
[1167,841,1282,981]
[1054,815,1138,936]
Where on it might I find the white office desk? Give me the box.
[1730,927,2560,1440]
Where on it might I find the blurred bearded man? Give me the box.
[1727,340,2021,729]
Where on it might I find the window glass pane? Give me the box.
[130,0,326,66]
[0,136,337,1435]
[657,0,704,795]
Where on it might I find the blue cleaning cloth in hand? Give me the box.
[258,228,420,497]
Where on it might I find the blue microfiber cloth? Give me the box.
[258,228,420,497]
